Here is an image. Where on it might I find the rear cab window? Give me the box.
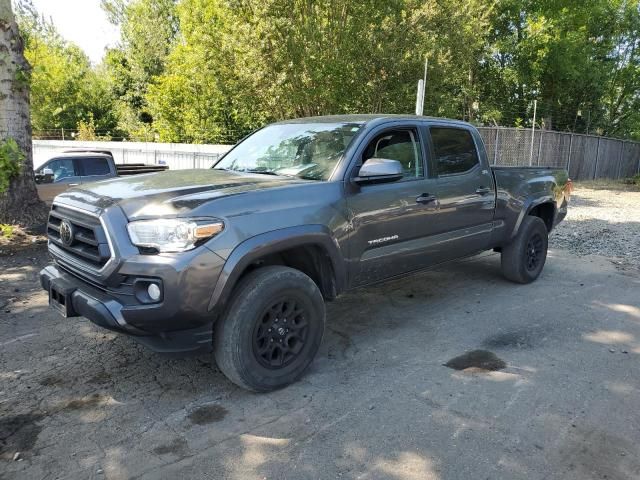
[429,127,480,176]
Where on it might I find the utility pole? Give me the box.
[415,80,424,116]
[528,100,537,167]
[415,57,428,116]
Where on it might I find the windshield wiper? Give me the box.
[243,169,281,176]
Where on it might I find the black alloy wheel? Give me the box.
[252,298,309,369]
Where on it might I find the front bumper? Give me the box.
[40,245,225,353]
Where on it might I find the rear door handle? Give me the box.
[69,183,79,187]
[475,187,491,195]
[416,193,437,204]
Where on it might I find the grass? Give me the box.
[574,177,640,191]
[0,223,47,254]
[622,174,640,186]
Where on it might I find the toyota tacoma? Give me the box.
[39,115,571,391]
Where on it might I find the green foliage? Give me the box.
[146,0,493,143]
[479,0,640,137]
[16,0,640,143]
[15,2,119,136]
[0,224,15,238]
[0,138,25,193]
[76,114,98,141]
[104,0,178,138]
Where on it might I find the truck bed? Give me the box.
[115,164,169,176]
[491,164,571,242]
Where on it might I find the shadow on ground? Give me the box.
[1,246,640,479]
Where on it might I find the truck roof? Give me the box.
[273,114,472,128]
[48,152,113,160]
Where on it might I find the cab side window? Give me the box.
[83,157,110,176]
[363,129,423,178]
[46,158,77,182]
[430,127,479,176]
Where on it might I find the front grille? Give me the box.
[57,262,139,305]
[47,205,112,269]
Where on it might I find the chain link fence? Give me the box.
[478,127,640,180]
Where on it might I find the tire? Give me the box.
[213,266,326,392]
[501,216,549,284]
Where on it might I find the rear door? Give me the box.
[421,124,495,259]
[36,157,82,204]
[78,156,113,183]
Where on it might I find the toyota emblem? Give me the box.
[59,219,75,247]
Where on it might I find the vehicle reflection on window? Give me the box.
[215,122,363,181]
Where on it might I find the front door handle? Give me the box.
[69,183,79,187]
[475,187,491,195]
[416,193,437,204]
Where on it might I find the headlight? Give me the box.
[127,218,224,253]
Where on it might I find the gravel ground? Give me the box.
[551,184,640,270]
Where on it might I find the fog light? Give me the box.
[147,283,161,301]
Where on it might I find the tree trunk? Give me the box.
[0,0,47,226]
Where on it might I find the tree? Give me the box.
[16,3,119,138]
[0,0,46,225]
[146,0,494,143]
[477,0,640,137]
[103,0,178,138]
[599,1,640,138]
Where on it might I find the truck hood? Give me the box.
[56,169,306,219]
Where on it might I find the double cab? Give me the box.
[40,115,570,391]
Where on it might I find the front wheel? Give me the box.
[501,216,549,284]
[213,266,325,392]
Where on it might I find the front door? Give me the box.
[346,126,440,286]
[36,157,82,204]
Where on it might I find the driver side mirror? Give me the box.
[353,158,403,185]
[35,168,54,184]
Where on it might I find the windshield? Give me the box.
[214,122,363,180]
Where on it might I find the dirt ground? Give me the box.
[1,185,639,479]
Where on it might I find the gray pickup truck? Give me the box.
[35,150,168,203]
[39,115,570,391]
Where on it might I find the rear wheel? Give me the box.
[213,266,325,392]
[501,216,549,284]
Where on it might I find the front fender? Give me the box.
[207,225,346,314]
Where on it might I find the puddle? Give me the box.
[0,413,44,459]
[188,404,228,425]
[444,350,506,371]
